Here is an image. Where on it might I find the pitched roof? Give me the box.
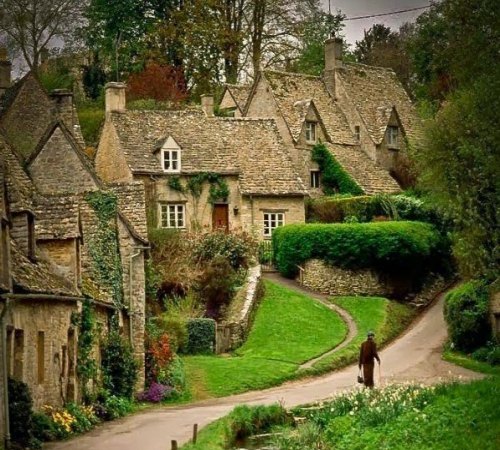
[0,132,35,212]
[10,238,79,296]
[34,196,81,240]
[109,182,148,242]
[223,84,251,112]
[326,143,401,195]
[258,70,356,145]
[108,110,306,196]
[337,63,423,145]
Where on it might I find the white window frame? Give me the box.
[161,136,181,173]
[305,121,317,143]
[310,170,320,188]
[263,212,285,238]
[159,203,186,229]
[387,126,399,148]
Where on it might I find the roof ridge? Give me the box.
[263,69,321,80]
[343,61,396,74]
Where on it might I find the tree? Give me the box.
[0,0,85,73]
[127,63,187,103]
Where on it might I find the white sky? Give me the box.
[320,0,432,48]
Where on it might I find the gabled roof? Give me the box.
[222,84,252,113]
[0,131,35,212]
[107,109,306,196]
[10,238,79,296]
[253,70,355,145]
[34,196,81,240]
[326,143,401,195]
[336,63,423,145]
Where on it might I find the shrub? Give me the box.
[192,230,258,270]
[185,318,216,354]
[32,411,58,442]
[101,331,139,399]
[8,377,37,448]
[311,143,364,195]
[444,281,491,352]
[146,333,174,384]
[273,221,446,278]
[164,355,187,396]
[100,394,135,420]
[160,314,188,352]
[472,343,500,365]
[137,382,173,403]
[196,256,237,319]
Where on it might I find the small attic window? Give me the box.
[387,126,399,148]
[354,126,360,141]
[161,136,181,173]
[305,121,317,143]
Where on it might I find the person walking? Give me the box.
[359,331,380,388]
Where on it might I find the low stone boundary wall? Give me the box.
[216,265,262,354]
[297,259,391,297]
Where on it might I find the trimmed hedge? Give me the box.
[186,318,216,354]
[311,143,364,195]
[272,221,445,278]
[444,281,491,352]
[307,193,446,228]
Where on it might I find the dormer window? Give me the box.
[387,126,399,148]
[305,121,317,143]
[161,136,181,173]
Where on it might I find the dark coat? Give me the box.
[359,338,380,366]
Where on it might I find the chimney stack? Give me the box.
[105,82,127,113]
[51,89,75,129]
[201,94,214,117]
[323,37,343,97]
[0,47,12,97]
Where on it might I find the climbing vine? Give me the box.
[168,172,229,204]
[73,299,97,403]
[311,143,364,195]
[85,191,124,310]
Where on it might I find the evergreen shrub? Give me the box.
[272,221,445,278]
[8,377,37,448]
[444,281,491,352]
[185,318,216,354]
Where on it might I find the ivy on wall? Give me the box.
[311,143,364,195]
[85,191,124,309]
[168,172,229,204]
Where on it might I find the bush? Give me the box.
[472,343,500,365]
[185,318,216,354]
[145,333,174,384]
[444,281,491,352]
[273,221,446,278]
[8,378,38,448]
[101,331,139,399]
[192,230,258,270]
[100,394,135,420]
[164,355,187,396]
[137,382,173,403]
[311,143,364,195]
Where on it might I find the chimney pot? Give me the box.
[201,94,214,117]
[105,82,127,113]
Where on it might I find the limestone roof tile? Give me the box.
[261,70,355,145]
[337,63,423,145]
[224,84,251,112]
[326,143,401,195]
[10,237,79,296]
[34,196,81,240]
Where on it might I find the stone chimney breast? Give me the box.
[105,82,127,113]
[0,47,12,96]
[323,37,343,98]
[201,94,214,117]
[51,89,75,128]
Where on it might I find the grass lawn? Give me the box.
[182,377,500,450]
[443,349,500,376]
[306,297,415,374]
[183,280,347,399]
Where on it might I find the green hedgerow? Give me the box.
[185,318,216,354]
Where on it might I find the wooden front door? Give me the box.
[212,204,229,231]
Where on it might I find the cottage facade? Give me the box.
[96,83,306,239]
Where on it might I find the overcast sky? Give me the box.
[320,0,432,47]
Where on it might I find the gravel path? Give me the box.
[46,281,483,450]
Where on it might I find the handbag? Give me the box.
[357,368,364,384]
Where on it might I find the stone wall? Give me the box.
[216,265,262,353]
[29,127,98,195]
[10,213,30,257]
[297,259,390,297]
[37,239,79,289]
[240,196,305,241]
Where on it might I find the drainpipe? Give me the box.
[0,298,12,449]
[128,247,149,347]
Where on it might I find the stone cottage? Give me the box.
[241,37,422,193]
[0,62,148,446]
[219,84,251,117]
[95,83,306,239]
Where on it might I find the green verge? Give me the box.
[443,349,500,376]
[302,297,415,375]
[182,280,347,400]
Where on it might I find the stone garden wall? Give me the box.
[216,265,262,354]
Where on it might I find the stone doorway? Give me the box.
[212,204,229,231]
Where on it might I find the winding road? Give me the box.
[46,277,483,450]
